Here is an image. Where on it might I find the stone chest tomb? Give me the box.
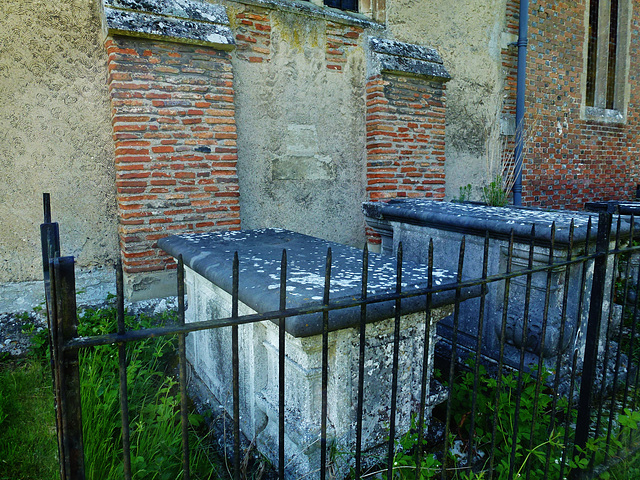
[363,199,628,379]
[159,228,474,477]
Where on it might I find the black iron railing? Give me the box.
[41,192,640,480]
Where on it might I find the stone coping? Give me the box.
[232,0,382,29]
[585,201,640,215]
[362,198,630,246]
[369,37,451,81]
[101,0,235,48]
[159,228,474,337]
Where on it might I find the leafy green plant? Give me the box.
[445,361,572,479]
[348,416,441,480]
[443,358,640,479]
[481,175,509,207]
[390,420,441,480]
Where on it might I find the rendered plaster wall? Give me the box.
[226,3,373,248]
[0,2,118,292]
[385,0,508,200]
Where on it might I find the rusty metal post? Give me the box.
[40,193,65,480]
[51,256,86,480]
[177,255,191,480]
[571,212,611,478]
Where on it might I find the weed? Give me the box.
[347,416,441,480]
[76,306,219,480]
[455,184,474,203]
[442,358,640,479]
[390,427,441,480]
[481,176,509,207]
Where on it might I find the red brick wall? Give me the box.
[106,37,240,274]
[365,73,447,243]
[501,0,640,209]
[326,22,363,71]
[234,9,272,63]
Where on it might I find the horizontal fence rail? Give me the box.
[40,194,640,480]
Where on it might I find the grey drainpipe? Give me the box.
[513,0,529,206]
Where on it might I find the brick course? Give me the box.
[234,8,272,63]
[106,37,240,274]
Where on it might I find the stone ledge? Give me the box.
[101,0,235,48]
[159,228,475,337]
[368,37,451,81]
[105,0,231,24]
[362,198,624,245]
[584,106,626,125]
[370,37,443,64]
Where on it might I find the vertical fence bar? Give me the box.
[526,224,555,480]
[593,216,623,466]
[604,217,627,461]
[52,256,86,480]
[545,220,575,477]
[116,260,132,480]
[415,239,434,478]
[320,248,332,480]
[558,219,592,479]
[572,212,612,476]
[467,232,490,470]
[355,245,368,479]
[41,203,60,290]
[625,216,640,412]
[489,230,515,479]
[279,249,287,479]
[386,243,404,480]
[40,195,64,480]
[48,253,66,480]
[442,237,466,480]
[559,350,580,480]
[177,256,191,480]
[509,225,535,480]
[44,192,52,223]
[232,252,241,480]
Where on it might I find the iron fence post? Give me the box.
[571,212,611,478]
[52,256,86,480]
[40,193,66,480]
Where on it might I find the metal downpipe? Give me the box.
[513,0,529,206]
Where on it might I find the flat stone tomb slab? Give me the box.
[159,228,471,477]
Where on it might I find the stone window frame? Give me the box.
[583,0,632,124]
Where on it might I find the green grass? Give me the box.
[0,306,229,480]
[0,356,59,480]
[7,304,640,480]
[77,306,223,480]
